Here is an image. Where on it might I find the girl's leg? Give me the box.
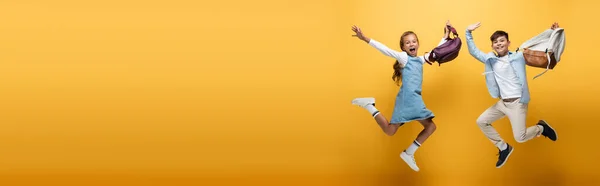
[400,117,436,172]
[352,97,400,136]
[374,114,400,136]
[403,118,436,156]
[415,118,437,144]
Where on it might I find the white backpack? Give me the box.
[517,28,566,79]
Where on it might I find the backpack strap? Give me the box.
[532,52,552,79]
[447,25,459,38]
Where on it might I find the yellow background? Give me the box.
[0,0,598,185]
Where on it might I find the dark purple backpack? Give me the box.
[426,25,462,65]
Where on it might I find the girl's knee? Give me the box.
[422,120,437,132]
[428,123,437,132]
[385,130,397,136]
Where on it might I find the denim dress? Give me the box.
[390,56,435,125]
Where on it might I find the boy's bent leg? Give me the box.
[477,101,513,168]
[476,101,507,149]
[504,99,541,143]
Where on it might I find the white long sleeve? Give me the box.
[436,37,448,46]
[368,39,409,66]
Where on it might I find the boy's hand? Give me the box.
[551,22,560,30]
[467,22,481,32]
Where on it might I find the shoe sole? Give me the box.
[400,153,420,172]
[540,120,558,141]
[496,147,513,168]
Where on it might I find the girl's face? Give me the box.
[402,34,419,57]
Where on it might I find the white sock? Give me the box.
[498,142,508,151]
[405,140,421,155]
[365,104,380,118]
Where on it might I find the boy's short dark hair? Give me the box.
[490,30,509,42]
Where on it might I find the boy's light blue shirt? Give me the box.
[465,29,530,104]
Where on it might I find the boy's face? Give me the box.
[491,36,510,56]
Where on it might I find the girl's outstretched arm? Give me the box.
[352,25,408,66]
[351,25,371,43]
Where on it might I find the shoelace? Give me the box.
[409,155,417,164]
[497,150,506,157]
[404,153,417,164]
